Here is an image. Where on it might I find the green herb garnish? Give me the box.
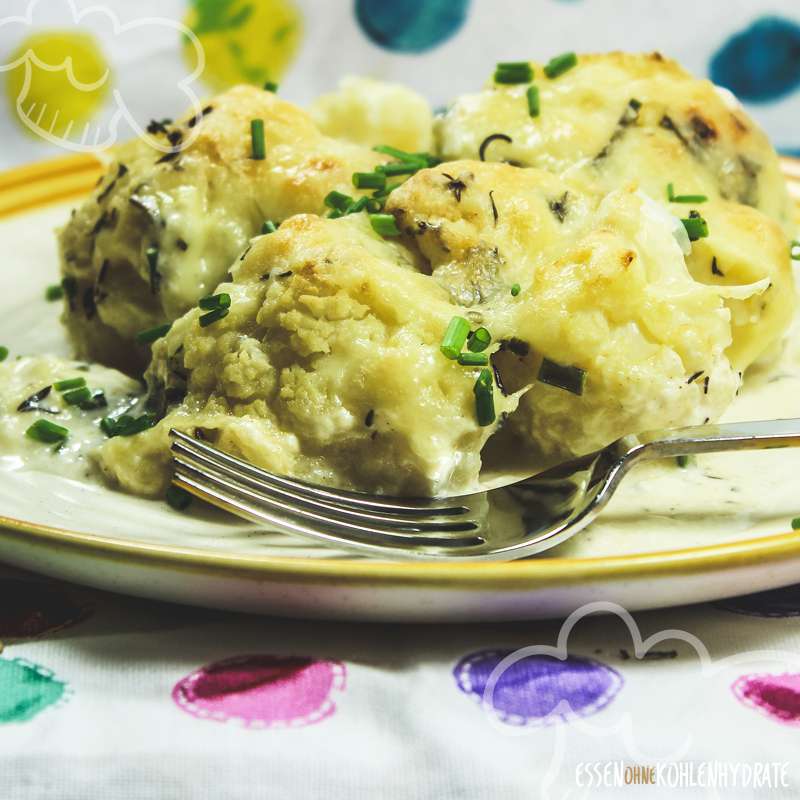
[467,327,491,353]
[62,386,92,406]
[250,118,266,160]
[790,240,800,260]
[136,323,171,345]
[494,61,533,84]
[100,412,157,438]
[263,81,278,93]
[681,211,709,241]
[45,284,64,301]
[0,346,7,362]
[792,517,800,530]
[458,352,489,366]
[440,316,471,360]
[544,52,577,79]
[373,145,438,166]
[511,283,521,297]
[199,307,230,327]
[526,85,540,117]
[376,161,425,177]
[352,172,386,190]
[53,377,86,392]
[667,183,708,204]
[26,419,69,444]
[166,485,193,511]
[538,358,586,396]
[473,368,496,426]
[676,455,692,468]
[369,213,400,237]
[261,220,278,234]
[325,190,353,212]
[198,293,231,311]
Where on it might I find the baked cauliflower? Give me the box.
[387,161,749,459]
[95,157,783,495]
[44,54,795,499]
[310,76,433,153]
[94,213,522,498]
[58,84,391,375]
[436,52,792,233]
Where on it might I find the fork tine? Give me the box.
[169,429,469,516]
[173,462,485,549]
[172,449,479,532]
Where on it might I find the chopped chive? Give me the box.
[250,118,266,160]
[166,485,193,511]
[199,307,230,327]
[676,455,692,468]
[537,358,586,395]
[440,316,471,359]
[526,84,540,117]
[198,293,231,311]
[792,517,800,530]
[369,213,400,237]
[791,240,800,260]
[681,211,709,241]
[544,51,577,79]
[372,181,402,200]
[494,61,533,84]
[373,145,438,165]
[261,220,278,234]
[62,386,92,406]
[45,284,64,301]
[667,183,708,203]
[510,283,521,297]
[136,323,171,345]
[457,352,489,366]
[100,412,157,438]
[263,81,278,93]
[26,419,69,444]
[53,377,86,392]
[467,327,491,353]
[473,368,496,426]
[79,389,107,411]
[352,172,386,190]
[0,346,7,362]
[376,161,425,177]
[344,196,369,215]
[325,190,353,211]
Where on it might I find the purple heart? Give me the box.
[454,649,622,726]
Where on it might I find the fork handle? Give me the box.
[631,418,800,460]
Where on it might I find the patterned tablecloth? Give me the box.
[1,563,800,798]
[2,0,800,797]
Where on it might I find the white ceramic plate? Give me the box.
[1,154,800,622]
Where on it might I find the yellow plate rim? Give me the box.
[2,152,800,589]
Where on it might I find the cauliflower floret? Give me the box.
[436,52,793,234]
[94,214,521,498]
[387,161,750,460]
[310,76,434,153]
[58,84,390,375]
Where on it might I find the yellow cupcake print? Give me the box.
[5,29,111,143]
[183,0,302,91]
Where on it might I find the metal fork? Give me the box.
[170,419,800,561]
